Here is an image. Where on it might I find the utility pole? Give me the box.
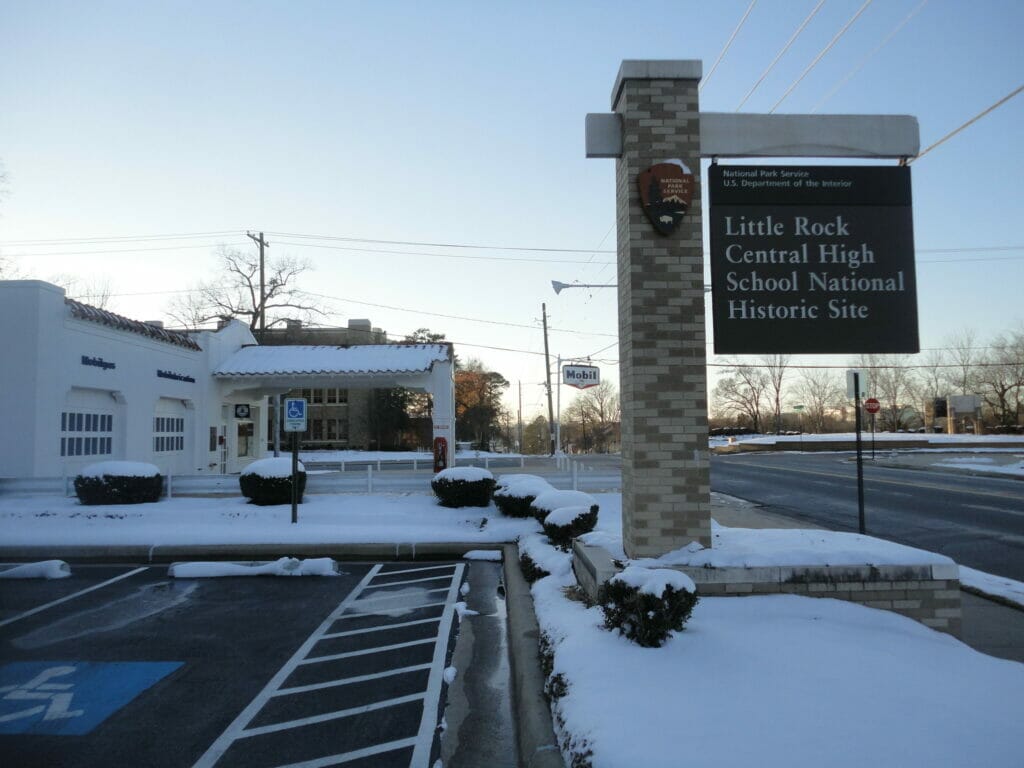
[542,303,556,456]
[517,380,523,453]
[246,231,269,343]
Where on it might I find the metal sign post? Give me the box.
[853,373,866,535]
[282,398,307,525]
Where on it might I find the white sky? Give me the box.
[2,1,1022,419]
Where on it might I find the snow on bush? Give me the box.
[599,565,699,647]
[540,504,599,551]
[75,461,163,505]
[431,467,496,508]
[241,457,305,477]
[529,489,598,521]
[239,458,307,506]
[494,477,554,518]
[518,531,573,583]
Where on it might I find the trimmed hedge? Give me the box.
[540,505,599,551]
[598,566,699,648]
[74,473,162,505]
[431,467,496,508]
[529,489,599,524]
[240,469,307,506]
[494,477,553,518]
[519,551,550,583]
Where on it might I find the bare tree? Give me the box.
[713,362,768,433]
[167,247,326,330]
[944,328,981,395]
[976,329,1024,427]
[857,354,919,431]
[51,274,113,310]
[792,369,844,433]
[761,354,790,434]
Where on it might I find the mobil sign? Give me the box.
[563,364,600,389]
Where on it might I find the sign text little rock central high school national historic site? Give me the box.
[709,165,918,355]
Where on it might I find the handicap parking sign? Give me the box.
[283,397,307,432]
[0,661,181,735]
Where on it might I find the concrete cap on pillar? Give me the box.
[611,59,702,109]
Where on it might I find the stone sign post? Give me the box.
[587,60,919,561]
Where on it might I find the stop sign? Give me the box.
[864,397,881,414]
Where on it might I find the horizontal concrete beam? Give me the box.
[700,112,920,159]
[586,112,920,160]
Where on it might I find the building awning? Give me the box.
[213,344,452,379]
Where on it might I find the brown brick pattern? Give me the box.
[614,74,711,557]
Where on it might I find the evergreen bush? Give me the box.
[431,467,496,507]
[494,476,553,517]
[239,457,307,506]
[519,551,551,583]
[74,461,163,505]
[598,565,699,648]
[529,489,599,524]
[540,505,599,551]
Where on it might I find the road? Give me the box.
[710,452,1024,582]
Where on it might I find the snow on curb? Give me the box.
[960,566,1024,609]
[0,560,72,579]
[463,549,503,561]
[168,557,338,578]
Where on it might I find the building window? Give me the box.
[326,389,337,404]
[154,415,185,452]
[311,389,323,404]
[209,426,218,452]
[60,411,114,457]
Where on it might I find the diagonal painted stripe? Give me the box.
[353,586,452,601]
[0,566,149,629]
[269,736,418,768]
[299,638,435,665]
[239,693,426,738]
[361,574,458,588]
[322,617,440,639]
[373,564,457,578]
[192,564,384,768]
[272,664,433,697]
[338,601,448,620]
[409,562,466,766]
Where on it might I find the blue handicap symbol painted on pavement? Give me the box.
[286,399,305,419]
[0,661,182,735]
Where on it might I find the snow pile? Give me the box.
[168,557,337,578]
[531,489,597,514]
[544,506,594,527]
[518,531,573,579]
[495,473,547,489]
[79,461,160,478]
[961,566,1024,609]
[0,560,72,579]
[241,457,305,477]
[610,565,695,597]
[936,457,1024,477]
[463,550,502,561]
[494,477,552,498]
[434,466,494,482]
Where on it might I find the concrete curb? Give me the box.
[502,543,564,768]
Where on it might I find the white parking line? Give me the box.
[192,564,384,768]
[300,638,435,664]
[363,574,459,588]
[239,693,426,738]
[338,601,448,620]
[270,736,418,768]
[322,617,440,639]
[273,664,433,697]
[376,564,457,578]
[0,566,149,629]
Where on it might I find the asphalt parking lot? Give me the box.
[0,559,505,768]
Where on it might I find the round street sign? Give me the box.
[864,397,881,415]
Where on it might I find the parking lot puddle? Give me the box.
[12,581,198,649]
[349,586,438,617]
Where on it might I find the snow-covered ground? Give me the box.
[2,485,1023,766]
[933,456,1024,478]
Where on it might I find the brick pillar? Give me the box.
[613,61,711,558]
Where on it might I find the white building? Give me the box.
[0,280,455,479]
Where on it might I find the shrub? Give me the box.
[494,476,553,518]
[431,467,495,507]
[529,489,599,524]
[598,565,699,648]
[519,552,550,583]
[239,457,307,506]
[541,505,599,550]
[74,461,162,505]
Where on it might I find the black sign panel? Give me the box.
[709,165,918,354]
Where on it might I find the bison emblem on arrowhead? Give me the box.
[638,160,695,236]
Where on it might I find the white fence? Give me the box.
[0,455,622,498]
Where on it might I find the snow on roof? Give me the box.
[213,344,451,376]
[66,298,201,350]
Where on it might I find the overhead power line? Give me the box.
[701,0,758,93]
[274,240,614,266]
[770,0,874,113]
[264,231,616,255]
[0,230,244,246]
[811,0,929,113]
[910,82,1024,163]
[736,0,826,111]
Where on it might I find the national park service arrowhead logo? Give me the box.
[638,160,695,235]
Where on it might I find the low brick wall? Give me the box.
[573,541,962,636]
